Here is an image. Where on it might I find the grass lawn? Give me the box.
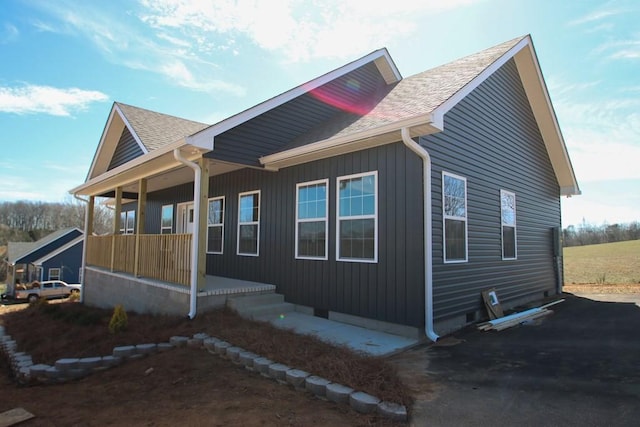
[563,240,640,285]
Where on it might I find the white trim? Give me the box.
[442,171,468,264]
[206,196,225,254]
[295,179,329,260]
[48,267,61,281]
[176,201,195,234]
[336,171,378,263]
[237,190,261,257]
[32,236,84,266]
[187,48,401,150]
[161,204,174,234]
[115,103,149,155]
[120,210,135,234]
[12,228,83,265]
[500,189,518,260]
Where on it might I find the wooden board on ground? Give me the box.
[482,288,504,319]
[0,407,35,427]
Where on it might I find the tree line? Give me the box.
[0,199,113,246]
[562,221,639,247]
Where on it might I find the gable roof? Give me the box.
[86,103,209,180]
[32,235,84,266]
[7,228,83,264]
[71,35,579,198]
[260,35,580,196]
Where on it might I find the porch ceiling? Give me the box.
[70,145,244,197]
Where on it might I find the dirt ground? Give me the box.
[0,301,405,426]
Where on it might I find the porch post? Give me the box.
[196,157,209,290]
[134,178,147,277]
[111,186,123,271]
[79,196,94,302]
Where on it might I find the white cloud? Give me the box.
[0,23,19,43]
[138,0,485,62]
[568,8,622,26]
[0,84,109,116]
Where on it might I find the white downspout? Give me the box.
[173,148,201,320]
[73,194,89,304]
[401,128,439,342]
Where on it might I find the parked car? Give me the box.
[12,280,81,303]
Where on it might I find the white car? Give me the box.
[14,280,81,303]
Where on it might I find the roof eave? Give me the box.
[260,115,439,170]
[188,48,402,149]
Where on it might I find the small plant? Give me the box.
[595,273,606,285]
[108,304,128,334]
[68,291,80,302]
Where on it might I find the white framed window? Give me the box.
[161,204,173,234]
[48,268,61,280]
[336,171,377,262]
[296,179,328,260]
[237,191,260,256]
[443,172,468,263]
[501,190,517,260]
[120,210,135,234]
[207,196,225,254]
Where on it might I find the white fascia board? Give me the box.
[433,36,532,121]
[260,115,438,169]
[187,48,400,150]
[69,139,189,196]
[32,236,84,266]
[115,104,149,155]
[13,228,83,265]
[86,105,119,181]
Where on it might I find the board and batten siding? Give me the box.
[108,127,144,171]
[422,58,561,328]
[204,143,426,327]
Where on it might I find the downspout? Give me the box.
[401,128,439,342]
[73,194,89,304]
[173,148,201,320]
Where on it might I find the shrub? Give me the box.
[108,304,128,334]
[68,291,80,302]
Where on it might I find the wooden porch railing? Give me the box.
[86,234,192,286]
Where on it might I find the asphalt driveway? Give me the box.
[391,293,640,427]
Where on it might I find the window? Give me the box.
[237,191,260,256]
[207,197,225,254]
[296,180,328,259]
[501,190,517,260]
[337,171,377,262]
[161,205,173,234]
[443,172,467,263]
[120,210,135,234]
[48,268,60,280]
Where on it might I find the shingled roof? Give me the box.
[116,102,209,152]
[286,36,526,148]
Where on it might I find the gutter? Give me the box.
[400,128,439,342]
[173,149,201,320]
[73,194,89,304]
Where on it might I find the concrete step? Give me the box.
[227,293,285,311]
[240,302,296,319]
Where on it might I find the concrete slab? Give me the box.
[254,311,419,356]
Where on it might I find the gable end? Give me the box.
[108,126,145,170]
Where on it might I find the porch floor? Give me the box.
[199,275,276,296]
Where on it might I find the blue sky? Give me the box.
[0,0,638,228]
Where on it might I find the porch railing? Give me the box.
[86,234,192,286]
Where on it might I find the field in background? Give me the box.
[563,240,640,286]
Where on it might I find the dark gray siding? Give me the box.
[422,58,561,324]
[206,62,391,166]
[108,127,144,171]
[201,143,425,327]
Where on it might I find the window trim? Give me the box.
[161,204,173,234]
[237,190,260,257]
[48,267,61,280]
[120,210,135,234]
[336,171,378,263]
[295,179,329,260]
[442,171,468,264]
[500,189,517,260]
[207,196,225,254]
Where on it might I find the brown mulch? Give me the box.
[0,300,411,407]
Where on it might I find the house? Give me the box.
[4,228,84,295]
[70,35,580,339]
